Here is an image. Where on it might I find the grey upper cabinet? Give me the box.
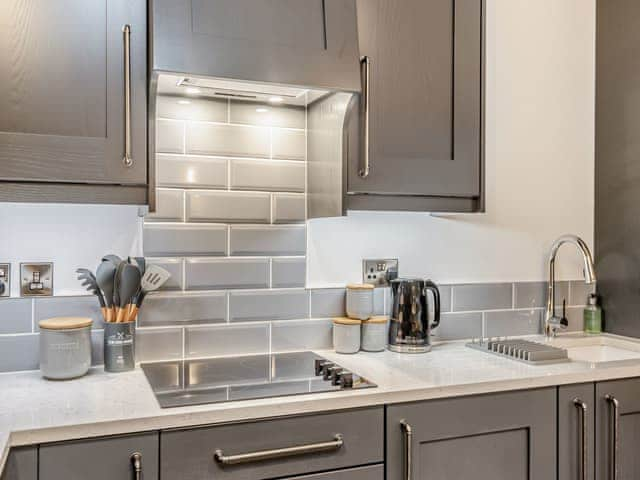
[348,0,484,212]
[559,383,595,480]
[1,448,37,480]
[39,433,159,480]
[150,0,361,92]
[386,388,556,480]
[596,378,640,480]
[0,0,147,204]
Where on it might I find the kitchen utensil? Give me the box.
[112,260,126,321]
[104,321,135,372]
[346,284,374,320]
[129,256,146,275]
[96,260,118,322]
[39,317,92,380]
[388,278,440,353]
[75,268,107,321]
[102,254,122,265]
[115,263,141,322]
[333,317,362,354]
[126,265,171,322]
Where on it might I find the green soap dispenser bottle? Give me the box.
[584,293,602,334]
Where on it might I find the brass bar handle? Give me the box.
[401,420,412,480]
[358,56,370,178]
[606,395,620,480]
[574,398,588,480]
[122,24,133,168]
[214,434,343,466]
[130,452,142,480]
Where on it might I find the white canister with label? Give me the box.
[333,317,362,354]
[346,284,374,320]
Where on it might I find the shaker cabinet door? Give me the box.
[0,448,37,480]
[39,433,159,480]
[0,0,147,186]
[596,378,640,480]
[151,0,360,92]
[559,383,595,480]
[351,0,483,200]
[386,388,556,480]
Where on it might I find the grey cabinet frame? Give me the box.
[345,0,485,213]
[386,388,556,480]
[0,0,148,205]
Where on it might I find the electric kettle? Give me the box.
[388,278,441,353]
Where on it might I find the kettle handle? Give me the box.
[424,280,441,329]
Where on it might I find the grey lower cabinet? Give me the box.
[0,0,148,205]
[386,388,557,480]
[558,383,596,480]
[0,447,36,480]
[348,0,484,213]
[39,432,159,480]
[160,408,384,480]
[596,378,640,480]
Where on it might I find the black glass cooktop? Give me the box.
[141,351,376,408]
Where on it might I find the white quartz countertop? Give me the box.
[4,333,640,473]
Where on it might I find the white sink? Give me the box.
[548,334,640,365]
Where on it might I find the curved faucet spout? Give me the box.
[545,235,596,337]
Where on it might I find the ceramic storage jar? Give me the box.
[39,317,93,380]
[361,316,389,352]
[333,317,362,354]
[346,284,374,320]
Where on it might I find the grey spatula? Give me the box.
[126,265,171,322]
[116,263,141,322]
[96,260,118,322]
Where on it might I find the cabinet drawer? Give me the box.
[161,407,384,480]
[283,464,383,480]
[39,432,159,480]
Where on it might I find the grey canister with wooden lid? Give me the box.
[39,317,92,380]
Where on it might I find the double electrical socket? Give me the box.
[362,259,399,287]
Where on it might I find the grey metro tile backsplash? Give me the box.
[0,298,32,334]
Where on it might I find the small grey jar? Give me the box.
[333,317,362,354]
[346,284,374,320]
[361,316,389,352]
[39,317,93,380]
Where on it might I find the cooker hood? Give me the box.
[149,0,362,93]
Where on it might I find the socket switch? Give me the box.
[20,262,53,297]
[0,263,10,297]
[362,259,398,287]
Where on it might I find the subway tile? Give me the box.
[0,334,39,372]
[566,306,586,332]
[432,312,482,341]
[186,123,270,157]
[145,189,184,222]
[271,319,333,352]
[229,289,309,322]
[514,281,570,309]
[157,95,227,122]
[229,101,305,129]
[34,296,104,330]
[0,299,32,334]
[438,285,453,313]
[373,287,387,315]
[271,258,306,288]
[185,323,269,358]
[138,292,226,327]
[145,258,183,291]
[452,283,513,312]
[156,119,184,154]
[91,330,104,366]
[310,288,345,318]
[157,154,228,189]
[230,159,305,192]
[136,327,183,362]
[272,129,306,160]
[185,258,269,290]
[484,309,542,337]
[569,281,596,306]
[186,191,270,223]
[144,224,227,257]
[230,225,306,256]
[272,193,305,223]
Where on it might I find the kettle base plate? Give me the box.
[388,344,432,354]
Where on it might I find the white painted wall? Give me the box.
[0,204,141,296]
[307,0,596,286]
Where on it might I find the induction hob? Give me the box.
[141,351,376,408]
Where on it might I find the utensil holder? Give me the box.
[104,322,135,372]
